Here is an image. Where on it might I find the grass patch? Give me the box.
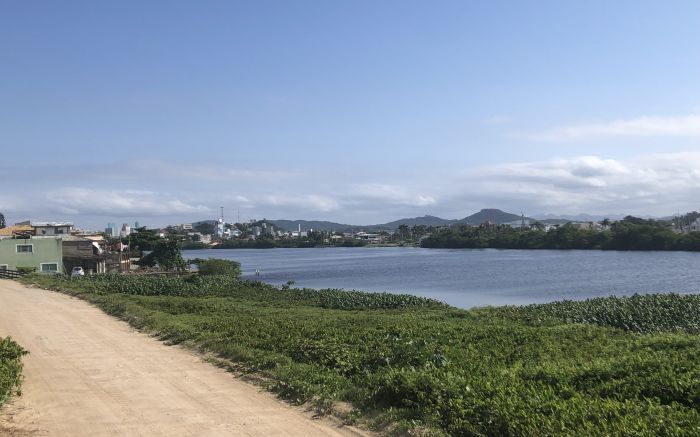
[22,274,700,435]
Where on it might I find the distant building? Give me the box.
[62,236,107,274]
[0,236,64,274]
[106,222,118,237]
[120,223,131,237]
[690,218,700,233]
[30,221,73,236]
[215,218,226,239]
[354,232,380,243]
[188,232,212,244]
[503,219,530,229]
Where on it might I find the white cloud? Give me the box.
[452,152,700,215]
[350,183,436,207]
[520,113,700,141]
[261,194,340,213]
[3,152,700,227]
[44,188,211,217]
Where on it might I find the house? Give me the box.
[0,236,64,274]
[29,221,74,236]
[503,219,531,229]
[187,232,212,244]
[61,236,107,274]
[0,224,34,237]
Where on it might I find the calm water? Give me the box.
[183,247,700,308]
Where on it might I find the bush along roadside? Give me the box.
[20,273,700,436]
[0,337,28,407]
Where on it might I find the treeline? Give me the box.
[213,238,366,249]
[421,216,700,251]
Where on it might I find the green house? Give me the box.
[0,237,64,274]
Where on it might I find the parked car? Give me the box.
[71,267,85,278]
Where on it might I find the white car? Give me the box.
[71,267,85,278]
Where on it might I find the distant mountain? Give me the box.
[269,219,356,232]
[457,209,532,225]
[202,209,580,233]
[382,215,456,228]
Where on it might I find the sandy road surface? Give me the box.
[0,280,366,436]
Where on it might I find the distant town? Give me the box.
[1,208,699,276]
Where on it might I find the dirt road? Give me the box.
[0,280,366,436]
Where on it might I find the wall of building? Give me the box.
[34,225,72,236]
[0,237,64,273]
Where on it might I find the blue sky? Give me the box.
[2,1,700,228]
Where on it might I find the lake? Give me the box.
[182,247,700,308]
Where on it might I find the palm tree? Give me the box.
[0,212,5,229]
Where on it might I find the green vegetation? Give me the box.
[15,266,36,275]
[193,222,215,235]
[0,337,28,407]
[121,227,162,252]
[139,238,186,271]
[22,273,700,435]
[422,216,700,251]
[0,212,5,229]
[214,236,367,249]
[194,258,241,277]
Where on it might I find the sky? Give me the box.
[2,1,700,229]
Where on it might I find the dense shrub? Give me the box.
[0,337,28,407]
[508,293,700,334]
[195,259,241,277]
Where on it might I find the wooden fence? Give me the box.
[0,270,23,280]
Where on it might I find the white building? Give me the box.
[120,223,131,237]
[30,221,74,236]
[690,218,700,232]
[215,218,226,239]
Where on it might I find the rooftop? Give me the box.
[31,221,74,227]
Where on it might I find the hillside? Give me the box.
[381,215,456,228]
[457,208,532,224]
[205,209,541,232]
[269,219,356,232]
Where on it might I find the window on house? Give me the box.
[0,265,7,271]
[41,263,58,272]
[16,245,33,253]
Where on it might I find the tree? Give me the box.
[0,212,4,229]
[126,227,161,251]
[139,238,186,271]
[194,222,215,235]
[398,224,409,241]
